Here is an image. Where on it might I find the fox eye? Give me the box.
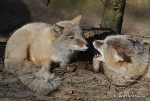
[66,34,74,39]
[70,37,74,39]
[66,34,70,36]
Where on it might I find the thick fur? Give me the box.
[4,15,88,95]
[93,35,150,86]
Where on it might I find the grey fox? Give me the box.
[4,15,89,94]
[93,35,150,86]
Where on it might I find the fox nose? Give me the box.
[86,43,90,48]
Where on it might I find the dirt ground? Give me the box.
[0,31,150,101]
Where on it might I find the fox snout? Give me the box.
[74,38,89,51]
[83,42,89,51]
[80,40,89,51]
[86,43,89,48]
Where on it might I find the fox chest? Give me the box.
[50,51,72,63]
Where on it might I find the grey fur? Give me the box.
[103,63,142,86]
[93,35,150,86]
[4,59,61,95]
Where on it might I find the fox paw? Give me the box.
[34,70,55,82]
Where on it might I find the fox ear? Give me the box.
[71,15,81,24]
[52,24,64,37]
[114,54,124,62]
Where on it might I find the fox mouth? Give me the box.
[94,49,101,58]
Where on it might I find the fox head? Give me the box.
[93,38,126,63]
[93,35,150,77]
[52,15,89,51]
[93,35,148,64]
[93,35,137,62]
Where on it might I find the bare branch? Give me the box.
[101,0,108,7]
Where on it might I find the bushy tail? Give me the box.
[4,59,62,95]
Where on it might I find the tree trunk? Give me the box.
[42,0,51,6]
[101,0,126,34]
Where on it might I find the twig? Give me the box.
[101,0,108,7]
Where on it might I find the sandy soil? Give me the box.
[1,57,150,101]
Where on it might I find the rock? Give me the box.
[137,87,150,97]
[13,91,32,98]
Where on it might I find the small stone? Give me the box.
[66,66,76,72]
[13,91,32,98]
[137,87,150,97]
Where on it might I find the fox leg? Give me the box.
[93,58,101,72]
[35,59,53,82]
[60,61,68,67]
